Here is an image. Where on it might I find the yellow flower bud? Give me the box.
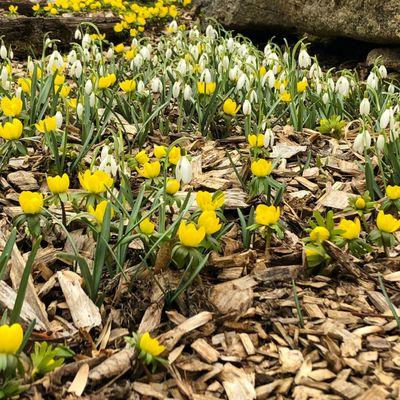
[251,159,272,177]
[178,221,205,247]
[46,173,70,194]
[19,191,44,214]
[0,323,23,354]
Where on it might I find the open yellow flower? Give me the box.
[255,204,280,226]
[140,217,155,235]
[88,200,113,224]
[297,79,308,93]
[35,116,57,133]
[178,221,205,247]
[19,191,44,214]
[98,73,116,89]
[47,173,69,194]
[139,332,165,357]
[0,118,23,140]
[251,159,272,177]
[119,79,137,93]
[196,191,224,211]
[166,178,180,195]
[310,226,330,242]
[18,77,31,94]
[135,150,149,165]
[198,210,221,235]
[79,170,113,194]
[376,210,400,233]
[355,197,366,209]
[280,91,291,102]
[0,323,23,354]
[338,218,361,240]
[1,96,23,117]
[223,98,240,115]
[386,185,400,201]
[168,146,181,165]
[197,81,216,95]
[154,145,167,159]
[248,134,264,148]
[137,161,161,179]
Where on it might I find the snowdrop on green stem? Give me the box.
[359,97,370,116]
[298,47,311,69]
[176,155,192,185]
[366,71,378,90]
[335,76,350,96]
[0,45,7,60]
[353,130,371,154]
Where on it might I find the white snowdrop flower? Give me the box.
[388,83,395,94]
[168,20,178,33]
[27,60,34,74]
[202,68,212,83]
[177,59,187,75]
[390,127,399,141]
[359,97,370,116]
[353,130,371,154]
[249,90,258,103]
[82,34,91,49]
[137,80,149,96]
[283,52,289,63]
[183,84,193,101]
[74,29,82,40]
[134,54,143,68]
[322,92,329,104]
[90,93,95,107]
[98,65,104,76]
[8,49,13,60]
[165,48,172,59]
[264,70,275,88]
[222,55,229,70]
[99,145,118,177]
[140,46,150,60]
[217,62,224,74]
[74,60,82,79]
[316,82,322,95]
[264,128,275,148]
[380,108,392,129]
[172,81,181,98]
[176,156,192,185]
[378,65,387,79]
[309,63,322,79]
[188,27,199,40]
[264,44,272,57]
[151,55,158,66]
[67,50,77,64]
[229,66,239,81]
[55,111,63,129]
[366,71,378,89]
[77,103,84,119]
[1,67,8,84]
[0,45,7,59]
[205,25,216,39]
[298,48,311,69]
[151,77,163,93]
[189,45,199,60]
[226,38,235,52]
[85,80,93,95]
[15,87,22,98]
[327,78,335,91]
[376,134,386,152]
[335,76,350,96]
[106,48,114,59]
[95,52,102,63]
[45,38,52,48]
[243,100,252,115]
[157,41,164,52]
[236,73,246,91]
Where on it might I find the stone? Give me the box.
[366,47,400,70]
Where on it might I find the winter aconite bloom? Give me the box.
[297,79,308,93]
[198,210,222,235]
[338,218,361,240]
[386,185,400,201]
[255,204,280,226]
[310,226,330,243]
[98,73,116,89]
[119,79,136,92]
[139,218,155,235]
[1,96,23,117]
[154,145,167,159]
[376,210,400,233]
[0,323,23,354]
[0,118,23,140]
[223,98,240,115]
[166,178,180,195]
[196,191,224,211]
[178,221,205,247]
[47,174,69,194]
[19,191,44,214]
[251,159,272,177]
[139,332,165,357]
[88,200,113,225]
[35,116,57,133]
[280,91,291,102]
[137,161,161,179]
[79,170,113,194]
[168,146,181,165]
[197,81,216,95]
[355,197,366,210]
[248,134,264,148]
[135,150,149,165]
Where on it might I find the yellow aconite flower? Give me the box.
[386,185,400,201]
[119,79,136,93]
[79,170,113,194]
[223,98,240,115]
[0,323,23,354]
[376,210,400,233]
[88,200,113,225]
[196,191,224,211]
[32,3,40,11]
[197,81,216,95]
[1,96,22,117]
[19,191,44,214]
[168,146,181,165]
[355,197,366,209]
[135,150,149,165]
[114,43,125,53]
[137,161,161,179]
[338,218,361,240]
[251,159,272,177]
[47,173,69,194]
[0,118,23,140]
[98,74,116,89]
[280,91,292,102]
[35,116,57,133]
[178,221,205,247]
[198,210,221,235]
[18,77,31,93]
[166,178,180,195]
[154,145,167,159]
[297,79,308,93]
[139,332,165,357]
[139,217,155,235]
[305,247,319,257]
[310,226,330,242]
[259,66,267,77]
[255,204,280,226]
[248,134,264,148]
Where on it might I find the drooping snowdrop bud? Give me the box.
[106,47,114,59]
[55,111,63,129]
[85,80,93,95]
[366,71,378,89]
[183,84,192,101]
[82,34,91,49]
[77,103,84,118]
[9,49,13,60]
[376,134,386,152]
[335,76,350,96]
[0,45,7,59]
[264,70,275,88]
[168,20,178,33]
[353,130,371,154]
[172,81,181,98]
[15,87,22,98]
[95,52,102,63]
[67,50,77,64]
[264,128,275,148]
[90,93,95,107]
[322,92,329,105]
[165,48,172,59]
[227,38,235,52]
[249,90,258,103]
[283,52,289,63]
[243,100,252,115]
[229,66,239,81]
[1,67,8,83]
[134,54,143,68]
[378,65,387,79]
[327,78,335,91]
[74,29,82,40]
[236,74,246,91]
[205,25,216,39]
[176,156,192,185]
[140,46,150,60]
[151,77,163,93]
[222,55,229,69]
[380,108,392,129]
[316,82,322,95]
[359,97,370,116]
[388,83,395,94]
[202,68,212,83]
[298,48,311,69]
[74,60,82,79]
[177,59,187,75]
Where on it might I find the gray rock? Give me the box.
[197,0,400,45]
[366,47,400,70]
